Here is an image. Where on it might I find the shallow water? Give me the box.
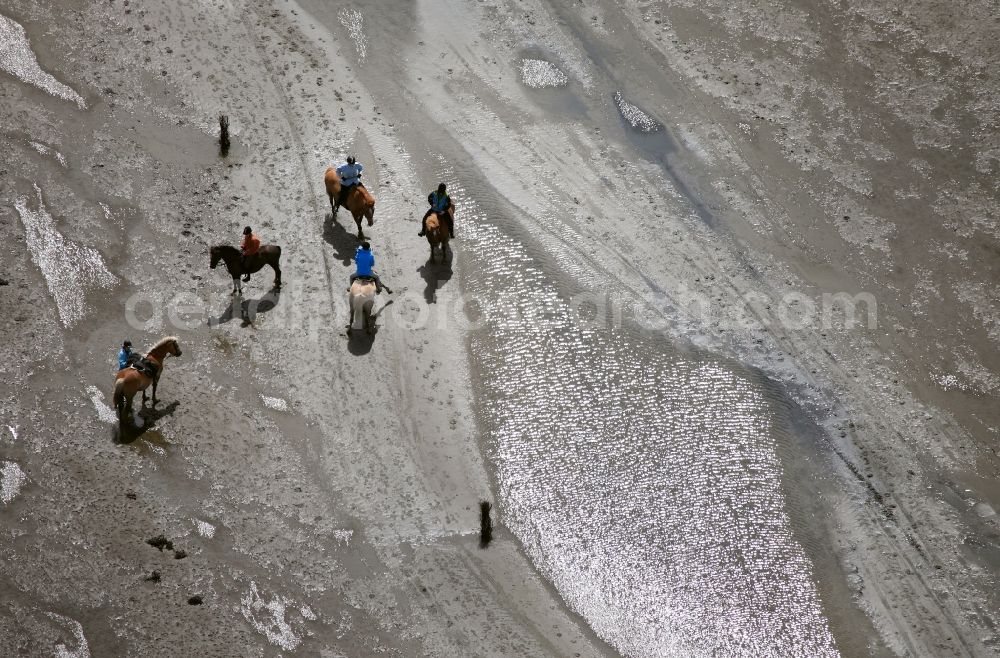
[0,460,26,504]
[0,14,85,109]
[14,185,117,327]
[520,58,568,88]
[456,184,837,656]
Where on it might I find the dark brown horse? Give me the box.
[210,244,282,295]
[113,336,182,427]
[325,167,375,239]
[424,211,451,263]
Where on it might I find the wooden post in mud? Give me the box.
[218,114,230,157]
[479,501,493,548]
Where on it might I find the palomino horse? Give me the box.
[424,211,451,264]
[324,167,375,239]
[210,244,282,295]
[348,278,377,334]
[113,336,183,426]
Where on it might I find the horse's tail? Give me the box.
[323,167,340,197]
[351,293,366,330]
[113,378,127,412]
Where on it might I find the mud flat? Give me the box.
[1,0,998,656]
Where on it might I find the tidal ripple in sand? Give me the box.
[454,184,837,656]
[0,14,86,109]
[14,185,117,326]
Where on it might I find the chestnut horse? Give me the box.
[112,336,183,426]
[424,211,450,264]
[348,278,377,334]
[210,244,282,295]
[324,167,375,239]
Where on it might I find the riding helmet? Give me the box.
[347,156,356,165]
[438,183,447,193]
[243,226,252,235]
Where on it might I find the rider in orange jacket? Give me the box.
[240,226,261,282]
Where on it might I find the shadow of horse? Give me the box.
[114,400,180,444]
[324,212,360,266]
[208,286,282,327]
[417,254,454,304]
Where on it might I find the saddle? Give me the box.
[128,356,160,378]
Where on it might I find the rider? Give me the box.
[418,183,454,238]
[350,241,391,295]
[335,156,364,212]
[240,226,261,282]
[118,340,134,370]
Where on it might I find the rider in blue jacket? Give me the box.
[335,156,364,211]
[418,183,454,238]
[350,242,391,294]
[118,340,134,370]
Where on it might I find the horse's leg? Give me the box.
[348,303,355,333]
[122,392,134,424]
[152,373,159,406]
[355,215,364,239]
[271,260,281,288]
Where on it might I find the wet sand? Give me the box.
[1,0,998,656]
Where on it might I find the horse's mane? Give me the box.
[211,244,240,254]
[149,336,178,351]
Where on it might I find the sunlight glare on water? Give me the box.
[455,185,838,657]
[14,185,117,327]
[0,14,86,108]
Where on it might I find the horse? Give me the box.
[324,167,375,239]
[210,244,282,295]
[112,336,182,427]
[348,278,377,334]
[424,211,451,264]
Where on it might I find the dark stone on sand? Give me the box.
[144,570,161,583]
[187,595,203,605]
[146,535,174,552]
[125,490,136,499]
[0,278,7,286]
[173,549,187,560]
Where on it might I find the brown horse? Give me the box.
[424,211,450,264]
[324,167,375,239]
[210,244,282,295]
[112,336,182,426]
